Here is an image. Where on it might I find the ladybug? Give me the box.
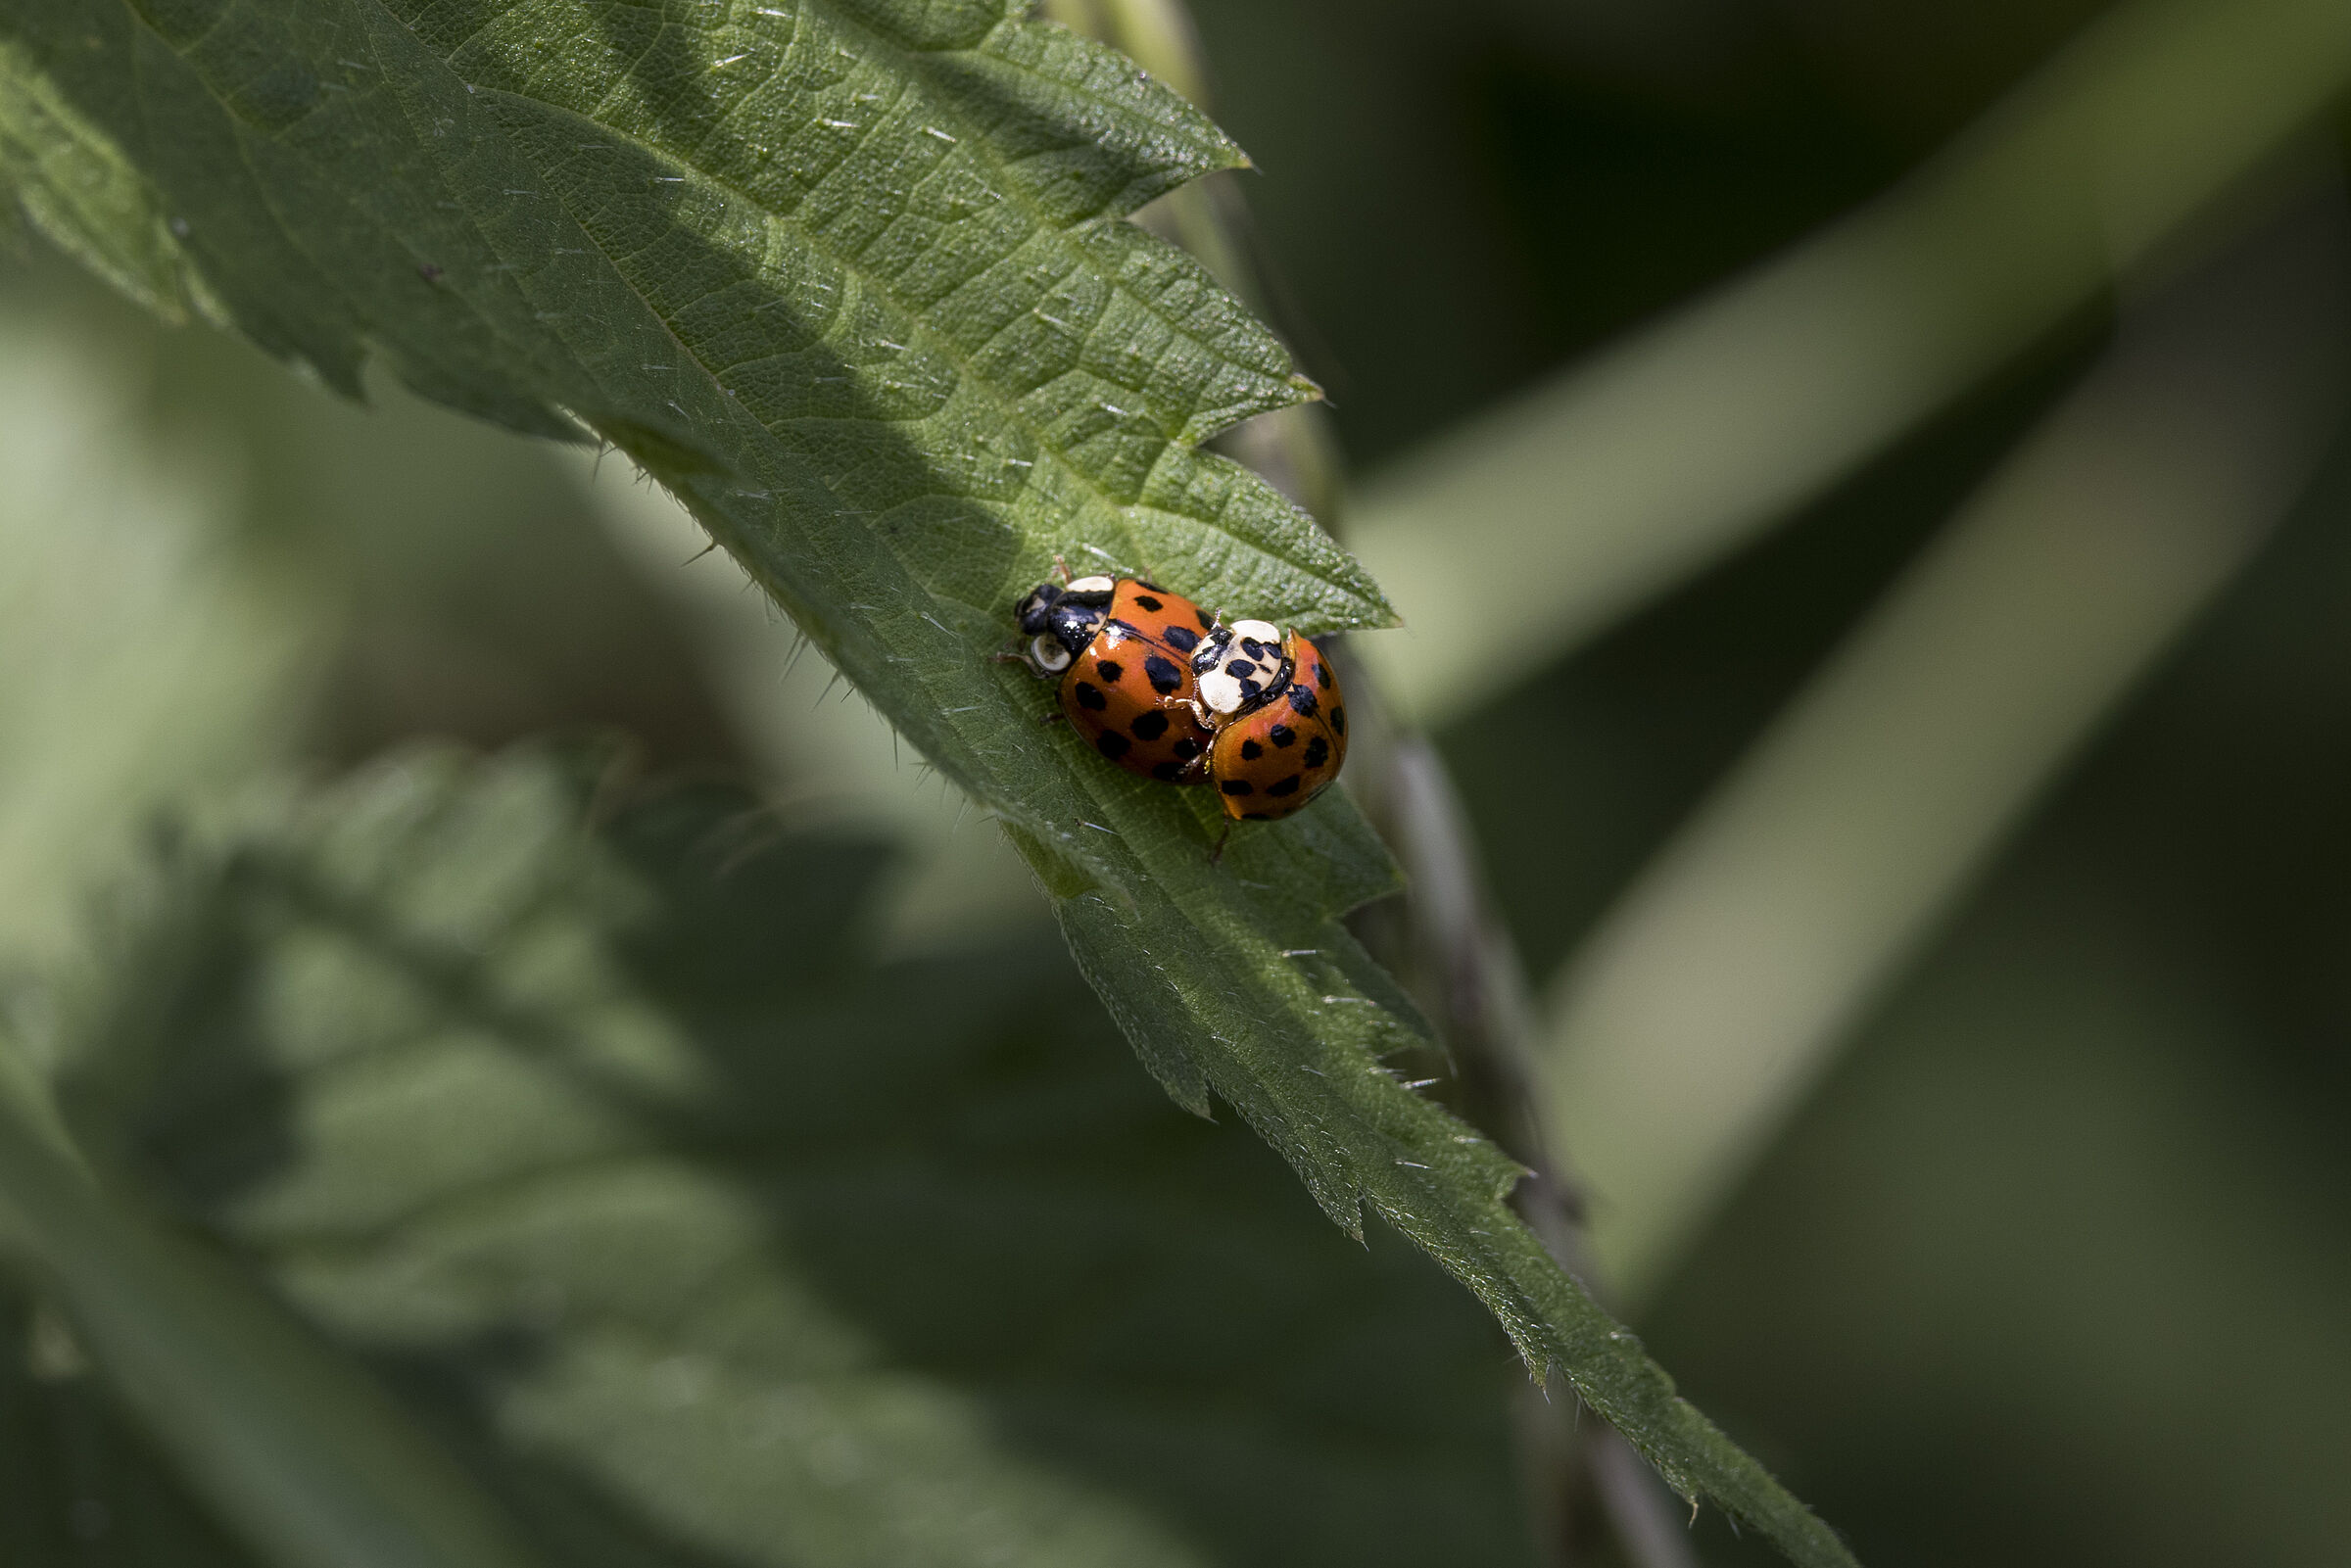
[1014,576,1216,783]
[1206,630,1349,820]
[1188,618,1291,722]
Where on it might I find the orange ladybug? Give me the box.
[1014,576,1216,783]
[1205,631,1348,820]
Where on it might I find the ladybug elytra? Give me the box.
[1012,575,1350,823]
[1015,576,1216,783]
[1205,630,1347,821]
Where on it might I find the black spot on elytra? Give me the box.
[1166,625,1199,653]
[1196,606,1215,630]
[1173,737,1202,760]
[1242,811,1272,821]
[1094,660,1124,686]
[1074,682,1107,712]
[1096,732,1131,760]
[1151,760,1187,781]
[1286,685,1319,717]
[1239,738,1263,760]
[1133,594,1164,612]
[1331,706,1346,735]
[1303,736,1331,768]
[1268,775,1302,797]
[1131,711,1170,741]
[1315,662,1328,685]
[1144,654,1183,695]
[1270,725,1296,748]
[1220,780,1254,796]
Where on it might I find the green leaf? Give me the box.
[0,1031,545,1568]
[36,746,1536,1567]
[0,6,1853,1558]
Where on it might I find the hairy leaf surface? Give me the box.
[0,5,1854,1557]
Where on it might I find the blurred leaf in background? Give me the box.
[17,746,1534,1568]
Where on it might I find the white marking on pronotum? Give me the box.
[1030,635,1070,672]
[1229,619,1281,646]
[1065,575,1113,594]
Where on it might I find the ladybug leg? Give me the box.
[1036,710,1065,728]
[1207,821,1233,864]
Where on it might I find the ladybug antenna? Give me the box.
[1052,553,1073,585]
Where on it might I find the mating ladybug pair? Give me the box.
[1012,575,1348,821]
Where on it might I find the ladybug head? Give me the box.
[1015,583,1063,637]
[1016,580,1112,660]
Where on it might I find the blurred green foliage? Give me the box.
[11,747,1528,1567]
